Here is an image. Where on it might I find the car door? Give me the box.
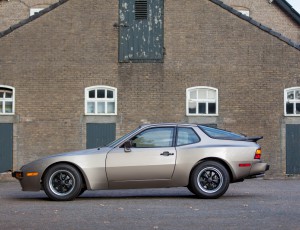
[106,127,176,188]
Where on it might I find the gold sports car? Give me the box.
[12,123,269,201]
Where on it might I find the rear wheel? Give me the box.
[43,164,83,201]
[190,161,230,199]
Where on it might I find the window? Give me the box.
[285,87,300,116]
[186,87,218,116]
[0,86,14,115]
[176,128,200,146]
[131,127,174,148]
[199,125,245,140]
[30,8,44,16]
[85,86,117,115]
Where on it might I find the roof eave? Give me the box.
[210,0,300,51]
[274,0,300,25]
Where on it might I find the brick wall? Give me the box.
[0,0,299,176]
[0,0,58,31]
[221,0,300,43]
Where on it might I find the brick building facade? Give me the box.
[0,0,300,177]
[0,0,59,31]
[1,0,299,43]
[221,0,300,43]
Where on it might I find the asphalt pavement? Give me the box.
[0,178,299,230]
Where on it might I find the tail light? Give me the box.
[254,148,262,159]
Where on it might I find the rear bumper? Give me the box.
[247,162,270,178]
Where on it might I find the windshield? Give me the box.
[105,127,140,148]
[198,125,245,140]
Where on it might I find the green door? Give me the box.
[0,123,13,173]
[286,124,300,174]
[86,123,116,149]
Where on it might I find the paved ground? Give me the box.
[0,179,299,230]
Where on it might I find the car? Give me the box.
[12,123,269,201]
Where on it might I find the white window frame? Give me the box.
[0,85,15,115]
[284,87,300,116]
[186,86,218,116]
[30,8,44,16]
[85,86,117,115]
[238,10,250,17]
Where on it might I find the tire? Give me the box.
[190,161,230,199]
[43,164,83,201]
[78,188,86,197]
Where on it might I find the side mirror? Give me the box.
[124,140,132,152]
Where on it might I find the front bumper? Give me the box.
[12,170,41,191]
[12,171,23,180]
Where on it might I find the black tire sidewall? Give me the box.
[43,164,82,201]
[190,161,230,199]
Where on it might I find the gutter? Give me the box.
[273,0,300,25]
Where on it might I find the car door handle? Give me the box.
[160,151,174,156]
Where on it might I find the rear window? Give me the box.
[198,125,245,140]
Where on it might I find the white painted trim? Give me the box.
[186,86,219,116]
[85,85,117,116]
[30,8,44,16]
[284,87,300,116]
[0,85,15,115]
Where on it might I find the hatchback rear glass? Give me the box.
[198,125,246,140]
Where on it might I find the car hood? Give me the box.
[21,147,112,171]
[46,147,111,158]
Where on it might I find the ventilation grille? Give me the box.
[135,0,148,20]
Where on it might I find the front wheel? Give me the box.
[43,164,83,201]
[189,161,230,199]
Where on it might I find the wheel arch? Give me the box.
[189,157,234,183]
[41,161,89,190]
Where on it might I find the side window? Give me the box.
[131,127,174,148]
[176,128,200,146]
[0,86,14,115]
[285,87,300,116]
[186,87,218,116]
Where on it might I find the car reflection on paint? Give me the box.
[12,123,269,201]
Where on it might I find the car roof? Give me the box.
[139,123,199,128]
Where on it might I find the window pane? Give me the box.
[208,103,216,114]
[97,90,105,98]
[89,90,95,98]
[197,89,206,99]
[286,103,294,114]
[87,102,95,113]
[5,102,12,113]
[107,90,114,99]
[296,90,300,100]
[0,101,3,113]
[189,90,197,99]
[207,89,216,99]
[132,127,174,148]
[287,91,294,100]
[296,103,300,114]
[199,125,245,140]
[5,92,12,98]
[177,128,200,146]
[0,92,4,98]
[97,102,105,113]
[107,102,115,113]
[198,103,206,114]
[188,101,196,114]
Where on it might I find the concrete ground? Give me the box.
[0,178,299,230]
